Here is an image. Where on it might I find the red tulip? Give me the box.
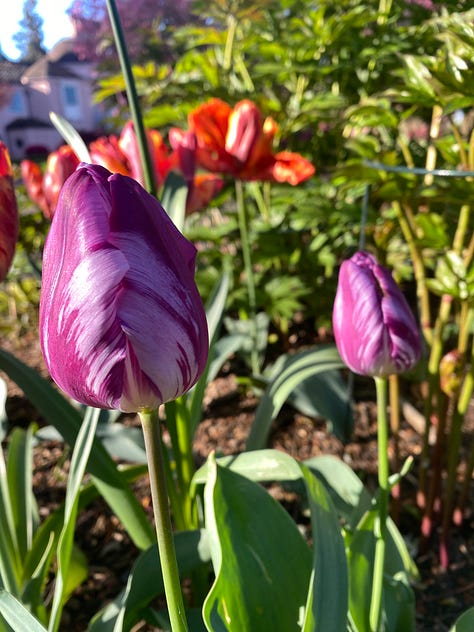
[0,142,19,281]
[21,159,50,216]
[188,98,315,184]
[21,146,80,219]
[42,146,80,218]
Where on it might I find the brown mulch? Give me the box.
[1,330,474,631]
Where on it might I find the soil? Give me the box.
[1,328,474,632]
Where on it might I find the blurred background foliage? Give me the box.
[8,0,474,343]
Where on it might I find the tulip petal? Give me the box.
[40,165,134,409]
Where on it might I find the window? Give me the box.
[61,82,81,121]
[8,91,25,115]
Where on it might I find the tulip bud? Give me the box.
[0,142,19,281]
[439,349,464,396]
[332,251,421,377]
[40,163,209,413]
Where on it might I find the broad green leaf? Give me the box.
[48,406,100,632]
[49,112,91,162]
[450,607,474,632]
[0,590,47,632]
[0,348,154,550]
[193,450,348,631]
[246,346,347,450]
[88,530,211,631]
[202,457,312,632]
[264,349,353,441]
[300,464,348,632]
[305,456,419,580]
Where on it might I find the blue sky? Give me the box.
[1,0,74,60]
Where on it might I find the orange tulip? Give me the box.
[89,135,131,176]
[188,98,315,184]
[0,142,19,281]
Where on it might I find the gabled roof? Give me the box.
[0,60,29,83]
[22,38,86,81]
[22,58,81,80]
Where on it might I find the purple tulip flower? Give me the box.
[40,163,209,413]
[332,251,421,377]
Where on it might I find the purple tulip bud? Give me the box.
[40,163,209,413]
[332,251,421,377]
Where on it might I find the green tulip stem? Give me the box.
[139,408,188,632]
[105,0,156,197]
[235,179,260,375]
[370,376,389,632]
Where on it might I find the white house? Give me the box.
[0,39,105,161]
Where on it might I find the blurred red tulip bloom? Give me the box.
[0,142,19,281]
[186,174,224,215]
[21,145,80,218]
[188,98,315,184]
[42,146,80,218]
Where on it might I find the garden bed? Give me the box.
[2,326,474,631]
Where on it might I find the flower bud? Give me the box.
[40,163,209,413]
[332,251,421,377]
[439,349,464,396]
[0,142,19,281]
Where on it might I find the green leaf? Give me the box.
[0,444,21,595]
[49,112,91,162]
[0,348,154,550]
[0,590,47,632]
[48,406,100,632]
[450,607,474,632]
[161,171,188,233]
[264,349,353,441]
[300,464,348,632]
[88,530,211,631]
[6,426,37,562]
[246,345,348,450]
[202,457,312,632]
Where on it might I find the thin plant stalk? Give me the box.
[105,0,156,197]
[140,409,188,632]
[235,179,260,375]
[370,376,389,632]
[389,374,400,523]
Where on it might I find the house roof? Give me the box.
[22,39,86,81]
[22,58,81,80]
[0,60,29,83]
[6,117,52,130]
